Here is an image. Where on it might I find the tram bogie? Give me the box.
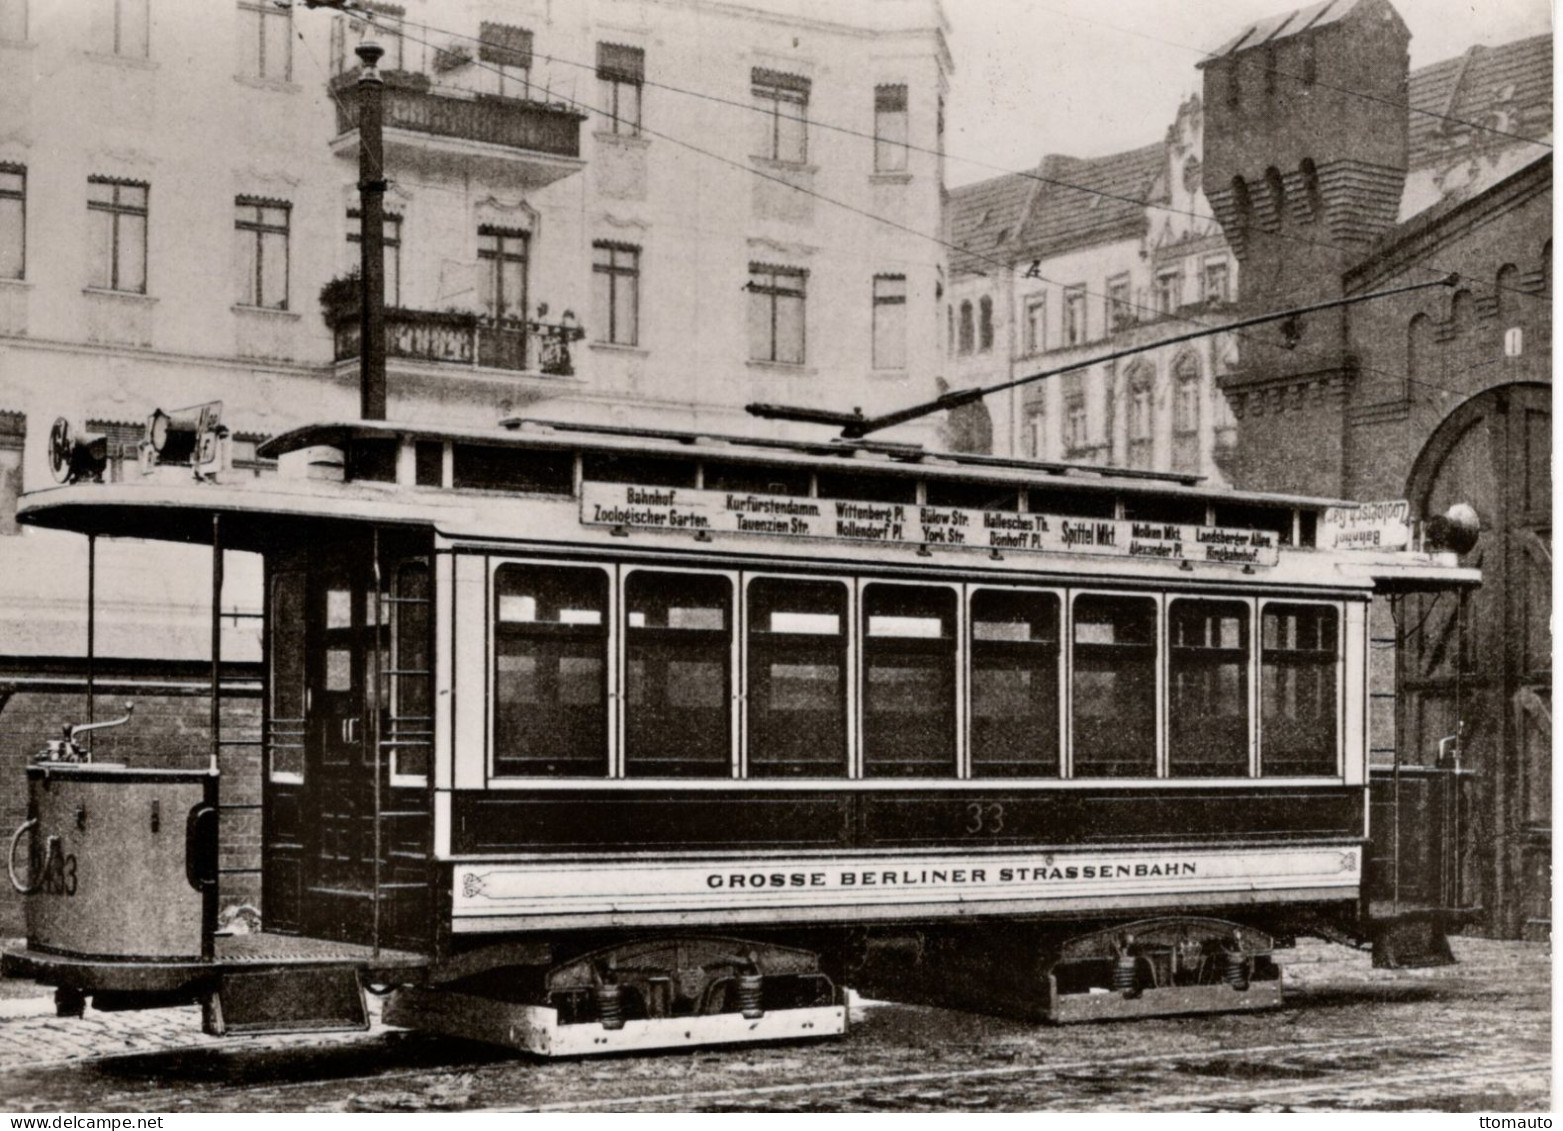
[1,409,1482,1054]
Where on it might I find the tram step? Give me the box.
[1371,916,1456,969]
[202,967,369,1036]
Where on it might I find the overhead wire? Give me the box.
[320,7,1529,419]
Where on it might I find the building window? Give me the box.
[237,1,291,81]
[346,210,402,307]
[1172,354,1200,474]
[1202,260,1230,305]
[1156,270,1182,316]
[1106,275,1132,331]
[752,68,809,164]
[872,274,906,370]
[592,241,640,346]
[1169,600,1250,777]
[978,295,994,352]
[1063,374,1088,454]
[478,227,528,321]
[957,300,974,355]
[1063,286,1086,346]
[92,0,148,57]
[597,42,644,136]
[481,22,533,100]
[1027,406,1046,458]
[0,165,22,280]
[1024,296,1045,355]
[874,84,908,172]
[234,197,290,310]
[87,177,147,294]
[1,0,27,42]
[1127,363,1154,470]
[747,263,806,364]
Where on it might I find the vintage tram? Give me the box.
[3,407,1477,1055]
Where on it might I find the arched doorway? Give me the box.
[1404,382,1550,938]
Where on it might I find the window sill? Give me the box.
[588,340,648,356]
[746,359,815,377]
[232,304,301,321]
[234,74,301,94]
[83,287,156,305]
[0,277,31,290]
[750,156,818,175]
[0,38,35,51]
[594,130,650,149]
[78,50,157,71]
[870,366,908,377]
[870,171,913,185]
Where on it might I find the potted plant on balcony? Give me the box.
[319,270,362,329]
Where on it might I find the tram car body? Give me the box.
[3,410,1478,1054]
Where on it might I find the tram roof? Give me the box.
[256,417,1355,510]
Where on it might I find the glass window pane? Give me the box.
[234,229,256,305]
[1169,600,1250,777]
[120,0,149,56]
[775,292,804,363]
[260,228,288,308]
[493,565,609,776]
[613,270,638,345]
[751,94,773,157]
[747,285,771,360]
[325,648,352,692]
[1071,594,1156,777]
[624,572,731,777]
[971,589,1059,777]
[1261,604,1338,775]
[119,213,146,292]
[0,195,23,279]
[747,577,847,777]
[264,11,291,79]
[87,208,112,288]
[777,101,806,162]
[862,585,955,778]
[270,573,306,720]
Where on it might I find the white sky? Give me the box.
[942,0,1555,187]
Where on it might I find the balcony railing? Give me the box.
[332,307,583,376]
[332,73,585,159]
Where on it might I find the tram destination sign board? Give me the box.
[581,483,1280,566]
[1320,500,1411,551]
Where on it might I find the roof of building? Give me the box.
[944,31,1550,278]
[1406,33,1553,166]
[947,171,1034,277]
[1203,0,1387,61]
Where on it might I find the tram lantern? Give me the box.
[1425,503,1480,556]
[46,418,108,485]
[143,402,225,472]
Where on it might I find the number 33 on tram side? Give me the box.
[3,410,1480,1056]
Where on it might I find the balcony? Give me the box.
[331,72,587,189]
[331,306,584,378]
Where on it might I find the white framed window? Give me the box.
[234,197,290,310]
[0,164,22,280]
[872,274,907,369]
[1063,286,1086,345]
[87,177,148,293]
[874,84,908,172]
[747,263,806,364]
[1024,295,1045,355]
[752,68,809,163]
[1156,270,1182,315]
[237,0,291,82]
[92,0,148,58]
[347,210,402,307]
[592,241,640,346]
[481,22,533,100]
[597,42,644,136]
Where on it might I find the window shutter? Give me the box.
[480,22,533,69]
[597,42,644,82]
[875,84,907,112]
[751,67,810,95]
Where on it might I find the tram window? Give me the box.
[1121,495,1206,526]
[414,441,443,487]
[1168,600,1250,777]
[1213,503,1291,545]
[704,460,812,497]
[453,445,574,495]
[746,578,848,777]
[347,439,398,483]
[1071,594,1157,777]
[624,572,732,777]
[970,589,1060,777]
[925,480,1020,512]
[1261,604,1339,775]
[582,452,697,488]
[816,470,918,504]
[1027,487,1115,520]
[1297,510,1318,548]
[493,565,609,776]
[269,571,306,780]
[863,585,957,778]
[390,561,432,780]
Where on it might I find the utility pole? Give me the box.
[356,40,388,421]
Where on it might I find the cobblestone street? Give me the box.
[0,936,1548,1112]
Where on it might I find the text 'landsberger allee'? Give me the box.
[580,482,1281,566]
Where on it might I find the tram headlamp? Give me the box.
[144,402,225,467]
[46,418,108,485]
[1424,503,1480,556]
